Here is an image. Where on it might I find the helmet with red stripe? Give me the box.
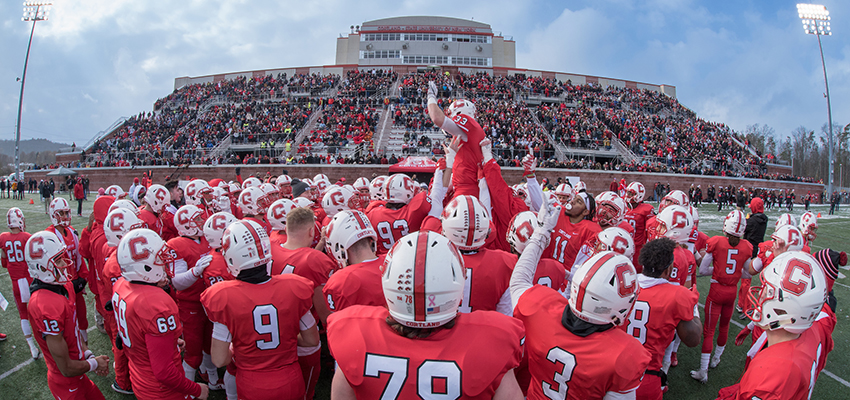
[507,211,538,254]
[569,251,639,326]
[144,184,171,214]
[242,177,262,190]
[441,195,490,251]
[512,184,532,208]
[594,191,626,227]
[384,174,416,204]
[266,199,297,231]
[775,213,797,229]
[656,205,693,244]
[238,187,266,216]
[723,210,747,238]
[26,231,72,285]
[203,212,238,249]
[117,229,175,283]
[174,205,205,237]
[354,177,371,204]
[799,212,818,242]
[313,174,331,195]
[659,190,689,213]
[109,199,139,215]
[326,210,377,268]
[48,198,72,227]
[322,186,362,218]
[301,178,320,201]
[747,251,826,334]
[625,182,646,204]
[221,220,273,277]
[573,181,587,193]
[689,205,700,229]
[370,176,387,201]
[276,175,293,198]
[106,185,127,199]
[185,179,213,207]
[6,207,25,230]
[596,227,635,258]
[211,187,230,214]
[293,197,314,209]
[382,231,466,328]
[105,208,146,247]
[554,184,574,205]
[447,99,476,119]
[260,183,280,211]
[771,225,805,253]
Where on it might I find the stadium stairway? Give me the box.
[375,110,395,154]
[291,108,326,150]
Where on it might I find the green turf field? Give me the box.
[0,192,847,399]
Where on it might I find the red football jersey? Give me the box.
[310,204,327,228]
[328,306,523,400]
[102,250,123,299]
[201,250,234,288]
[691,230,709,254]
[323,257,385,312]
[138,208,162,236]
[526,258,568,293]
[515,286,650,399]
[98,244,118,309]
[45,225,82,280]
[645,216,659,243]
[159,206,179,242]
[0,231,32,281]
[201,275,314,371]
[165,236,212,303]
[706,236,753,286]
[623,277,698,370]
[737,320,834,399]
[28,282,84,384]
[669,246,697,287]
[458,248,515,313]
[269,231,287,249]
[367,192,431,254]
[450,113,485,194]
[112,278,185,399]
[270,246,335,287]
[625,203,655,246]
[543,214,601,272]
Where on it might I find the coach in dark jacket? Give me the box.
[744,197,768,258]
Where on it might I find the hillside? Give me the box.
[0,138,69,158]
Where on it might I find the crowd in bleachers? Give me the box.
[337,70,398,98]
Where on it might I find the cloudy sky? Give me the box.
[0,0,847,147]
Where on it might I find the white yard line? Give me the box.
[698,302,850,388]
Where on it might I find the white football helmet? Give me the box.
[261,183,280,202]
[596,227,635,258]
[267,199,297,231]
[382,231,465,328]
[238,186,266,216]
[354,177,371,204]
[569,251,638,326]
[48,198,72,227]
[221,220,273,277]
[276,175,293,198]
[446,99,476,119]
[293,197,314,208]
[370,176,388,201]
[228,182,242,196]
[656,205,694,244]
[313,174,331,194]
[507,211,538,254]
[799,212,818,242]
[106,185,127,199]
[384,174,416,204]
[326,210,377,268]
[689,205,700,229]
[185,179,213,207]
[554,184,574,205]
[144,184,171,214]
[203,212,238,249]
[242,177,263,190]
[116,228,174,283]
[748,251,826,334]
[573,181,587,193]
[6,207,25,230]
[625,182,646,204]
[595,191,626,228]
[659,190,689,212]
[109,199,140,215]
[513,184,532,209]
[775,213,797,229]
[212,187,230,213]
[723,210,747,238]
[104,208,145,247]
[322,186,362,218]
[174,205,206,237]
[771,225,805,253]
[26,231,71,285]
[441,195,490,251]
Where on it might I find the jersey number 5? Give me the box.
[364,353,461,399]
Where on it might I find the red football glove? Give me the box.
[734,326,752,346]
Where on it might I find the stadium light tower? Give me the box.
[14,1,51,182]
[797,3,834,197]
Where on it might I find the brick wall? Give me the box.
[25,164,826,203]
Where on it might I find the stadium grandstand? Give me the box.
[55,16,812,183]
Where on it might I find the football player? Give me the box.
[113,229,209,400]
[45,198,90,342]
[542,190,601,272]
[645,189,689,243]
[184,179,216,219]
[323,210,385,311]
[572,226,636,283]
[26,231,109,399]
[507,211,567,294]
[1,208,40,359]
[799,211,818,247]
[624,181,655,270]
[329,231,525,399]
[266,198,297,248]
[479,139,536,251]
[238,186,272,234]
[692,210,752,383]
[510,202,650,399]
[276,174,293,199]
[202,220,318,400]
[321,185,362,223]
[625,238,702,398]
[139,184,171,236]
[160,180,182,241]
[367,173,439,255]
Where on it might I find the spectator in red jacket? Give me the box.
[73,178,85,216]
